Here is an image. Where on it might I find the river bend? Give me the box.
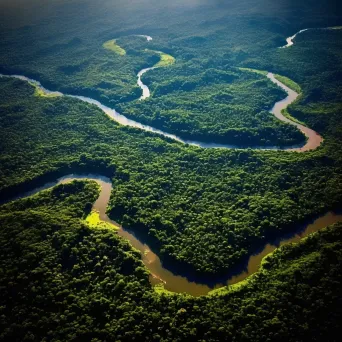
[0,71,323,152]
[281,26,342,48]
[3,174,341,296]
[0,32,336,296]
[0,30,332,151]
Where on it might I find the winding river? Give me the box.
[280,29,309,48]
[4,174,342,297]
[280,26,342,48]
[0,29,325,152]
[0,71,323,151]
[0,31,339,296]
[137,67,155,99]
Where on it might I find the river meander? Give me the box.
[0,30,338,296]
[0,70,323,151]
[4,174,341,297]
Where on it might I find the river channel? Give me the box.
[0,70,323,151]
[0,31,337,296]
[5,174,341,297]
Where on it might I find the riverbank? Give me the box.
[2,174,340,296]
[0,70,322,151]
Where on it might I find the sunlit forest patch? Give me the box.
[103,39,127,56]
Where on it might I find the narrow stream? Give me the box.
[280,26,342,48]
[4,174,341,297]
[137,67,155,99]
[280,29,309,48]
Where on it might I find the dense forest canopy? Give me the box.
[1,182,341,341]
[0,0,341,340]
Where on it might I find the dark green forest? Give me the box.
[1,182,341,341]
[118,68,305,146]
[0,0,342,340]
[1,76,341,276]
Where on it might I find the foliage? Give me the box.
[0,185,341,341]
[1,73,341,276]
[274,74,302,93]
[1,0,339,145]
[152,51,176,67]
[0,0,341,339]
[119,67,305,145]
[84,210,119,230]
[103,39,127,56]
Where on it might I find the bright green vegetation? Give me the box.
[0,184,341,340]
[103,39,127,56]
[31,83,60,98]
[153,51,175,67]
[274,74,302,93]
[34,88,58,97]
[143,49,175,68]
[238,67,268,76]
[84,210,119,230]
[281,108,307,126]
[0,0,342,339]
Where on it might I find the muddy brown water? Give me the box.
[0,32,336,295]
[266,73,323,151]
[6,174,341,297]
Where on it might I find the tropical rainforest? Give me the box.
[0,0,341,341]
